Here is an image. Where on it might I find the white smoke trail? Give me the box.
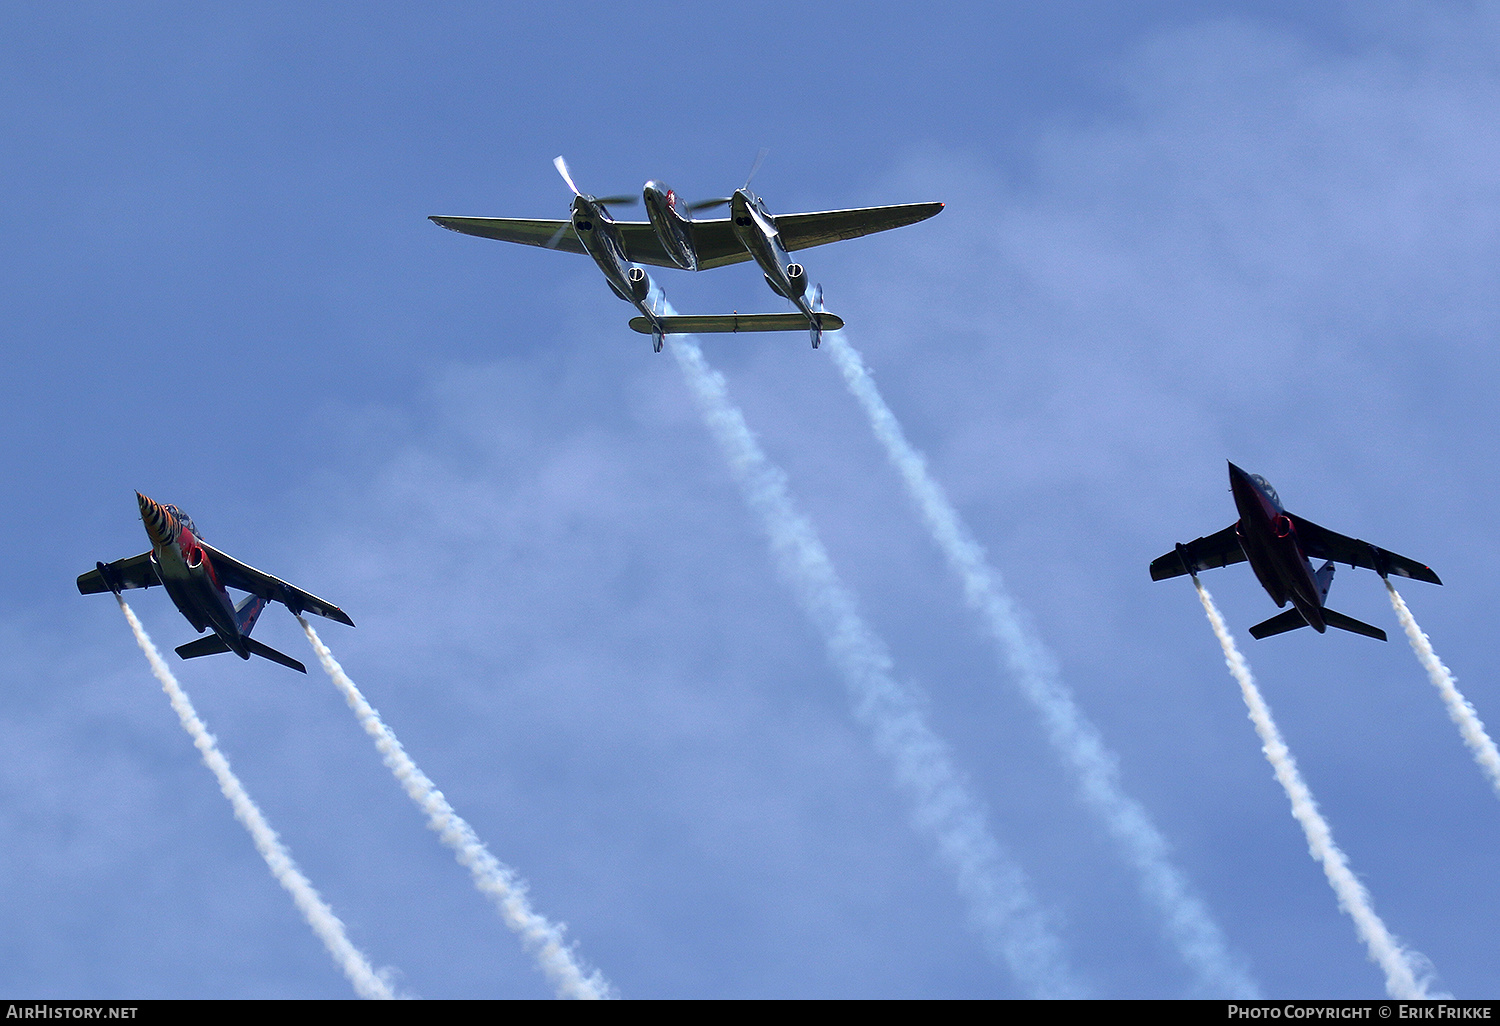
[825,332,1256,996]
[666,328,1082,998]
[114,597,396,1000]
[1190,579,1436,999]
[1386,580,1500,800]
[298,619,612,1000]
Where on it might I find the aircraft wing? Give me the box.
[680,220,754,270]
[670,203,947,272]
[775,202,945,254]
[200,543,356,626]
[1286,513,1442,585]
[429,216,683,268]
[77,552,160,594]
[1149,524,1247,581]
[429,216,588,256]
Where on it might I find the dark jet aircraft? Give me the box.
[1149,462,1441,641]
[78,493,354,673]
[429,156,939,349]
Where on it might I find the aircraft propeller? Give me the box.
[683,147,770,212]
[552,156,637,207]
[548,155,638,248]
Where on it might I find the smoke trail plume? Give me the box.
[1191,579,1437,999]
[1386,580,1500,800]
[115,597,396,1000]
[298,619,612,1000]
[825,332,1255,996]
[667,327,1081,998]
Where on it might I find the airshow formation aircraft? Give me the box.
[430,155,943,351]
[78,493,354,673]
[1150,462,1441,641]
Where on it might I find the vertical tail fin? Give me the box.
[1314,560,1336,603]
[235,594,268,635]
[810,284,826,348]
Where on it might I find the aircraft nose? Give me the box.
[137,492,174,547]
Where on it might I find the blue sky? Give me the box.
[3,1,1499,999]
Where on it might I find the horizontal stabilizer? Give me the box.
[1247,607,1386,641]
[1320,608,1387,642]
[245,638,308,673]
[174,634,308,672]
[628,312,845,336]
[1248,609,1309,639]
[176,636,232,660]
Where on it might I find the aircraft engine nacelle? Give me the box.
[763,273,786,299]
[627,266,652,303]
[785,263,808,298]
[1274,514,1295,539]
[185,545,204,570]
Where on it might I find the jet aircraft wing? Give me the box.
[1149,524,1248,581]
[429,216,681,268]
[200,543,356,626]
[1285,513,1442,585]
[77,552,160,594]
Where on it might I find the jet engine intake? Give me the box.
[1274,514,1295,539]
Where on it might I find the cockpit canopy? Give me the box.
[162,504,200,539]
[1249,474,1283,511]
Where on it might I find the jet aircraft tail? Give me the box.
[244,637,309,673]
[176,635,233,660]
[1248,606,1386,642]
[1314,560,1335,602]
[174,631,308,672]
[235,594,268,635]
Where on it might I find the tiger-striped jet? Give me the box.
[77,493,353,673]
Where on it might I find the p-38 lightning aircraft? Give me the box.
[430,156,942,349]
[78,493,354,673]
[1150,462,1441,641]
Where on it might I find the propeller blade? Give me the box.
[686,197,731,212]
[743,147,769,191]
[593,195,639,206]
[544,222,571,249]
[553,155,581,196]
